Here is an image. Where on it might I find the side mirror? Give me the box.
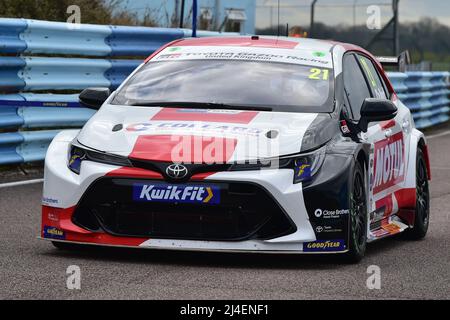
[79,88,110,110]
[358,98,398,132]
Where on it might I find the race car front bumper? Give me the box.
[41,132,352,254]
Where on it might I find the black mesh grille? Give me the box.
[72,178,296,241]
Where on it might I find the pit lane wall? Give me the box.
[0,18,449,165]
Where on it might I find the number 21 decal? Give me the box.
[309,68,329,80]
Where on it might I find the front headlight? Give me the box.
[68,143,132,174]
[228,146,326,184]
[290,146,326,184]
[68,145,86,174]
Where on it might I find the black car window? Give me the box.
[343,54,371,121]
[357,55,388,99]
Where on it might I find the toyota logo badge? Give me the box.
[166,164,189,179]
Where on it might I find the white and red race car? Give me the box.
[41,36,431,262]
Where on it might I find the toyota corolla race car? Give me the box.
[41,36,431,262]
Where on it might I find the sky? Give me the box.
[255,0,450,28]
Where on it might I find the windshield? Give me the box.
[112,60,334,113]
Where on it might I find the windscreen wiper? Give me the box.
[129,101,272,112]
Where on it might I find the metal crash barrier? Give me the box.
[0,18,449,165]
[0,18,236,165]
[388,72,450,129]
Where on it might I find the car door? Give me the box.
[342,53,381,223]
[354,53,410,227]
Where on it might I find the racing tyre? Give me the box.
[404,148,430,240]
[343,162,367,263]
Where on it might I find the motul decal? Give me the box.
[373,132,405,194]
[151,108,258,124]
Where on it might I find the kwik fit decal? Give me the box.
[133,183,220,204]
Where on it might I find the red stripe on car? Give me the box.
[129,134,238,163]
[380,119,396,130]
[106,167,163,179]
[41,206,148,246]
[151,108,258,124]
[375,194,394,216]
[191,172,217,180]
[144,39,185,63]
[394,188,416,209]
[395,188,417,226]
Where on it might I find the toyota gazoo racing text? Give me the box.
[41,36,431,262]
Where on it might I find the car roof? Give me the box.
[174,36,337,52]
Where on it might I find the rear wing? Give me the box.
[376,51,411,72]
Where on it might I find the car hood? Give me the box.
[77,104,335,163]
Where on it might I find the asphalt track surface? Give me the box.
[1,131,449,300]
